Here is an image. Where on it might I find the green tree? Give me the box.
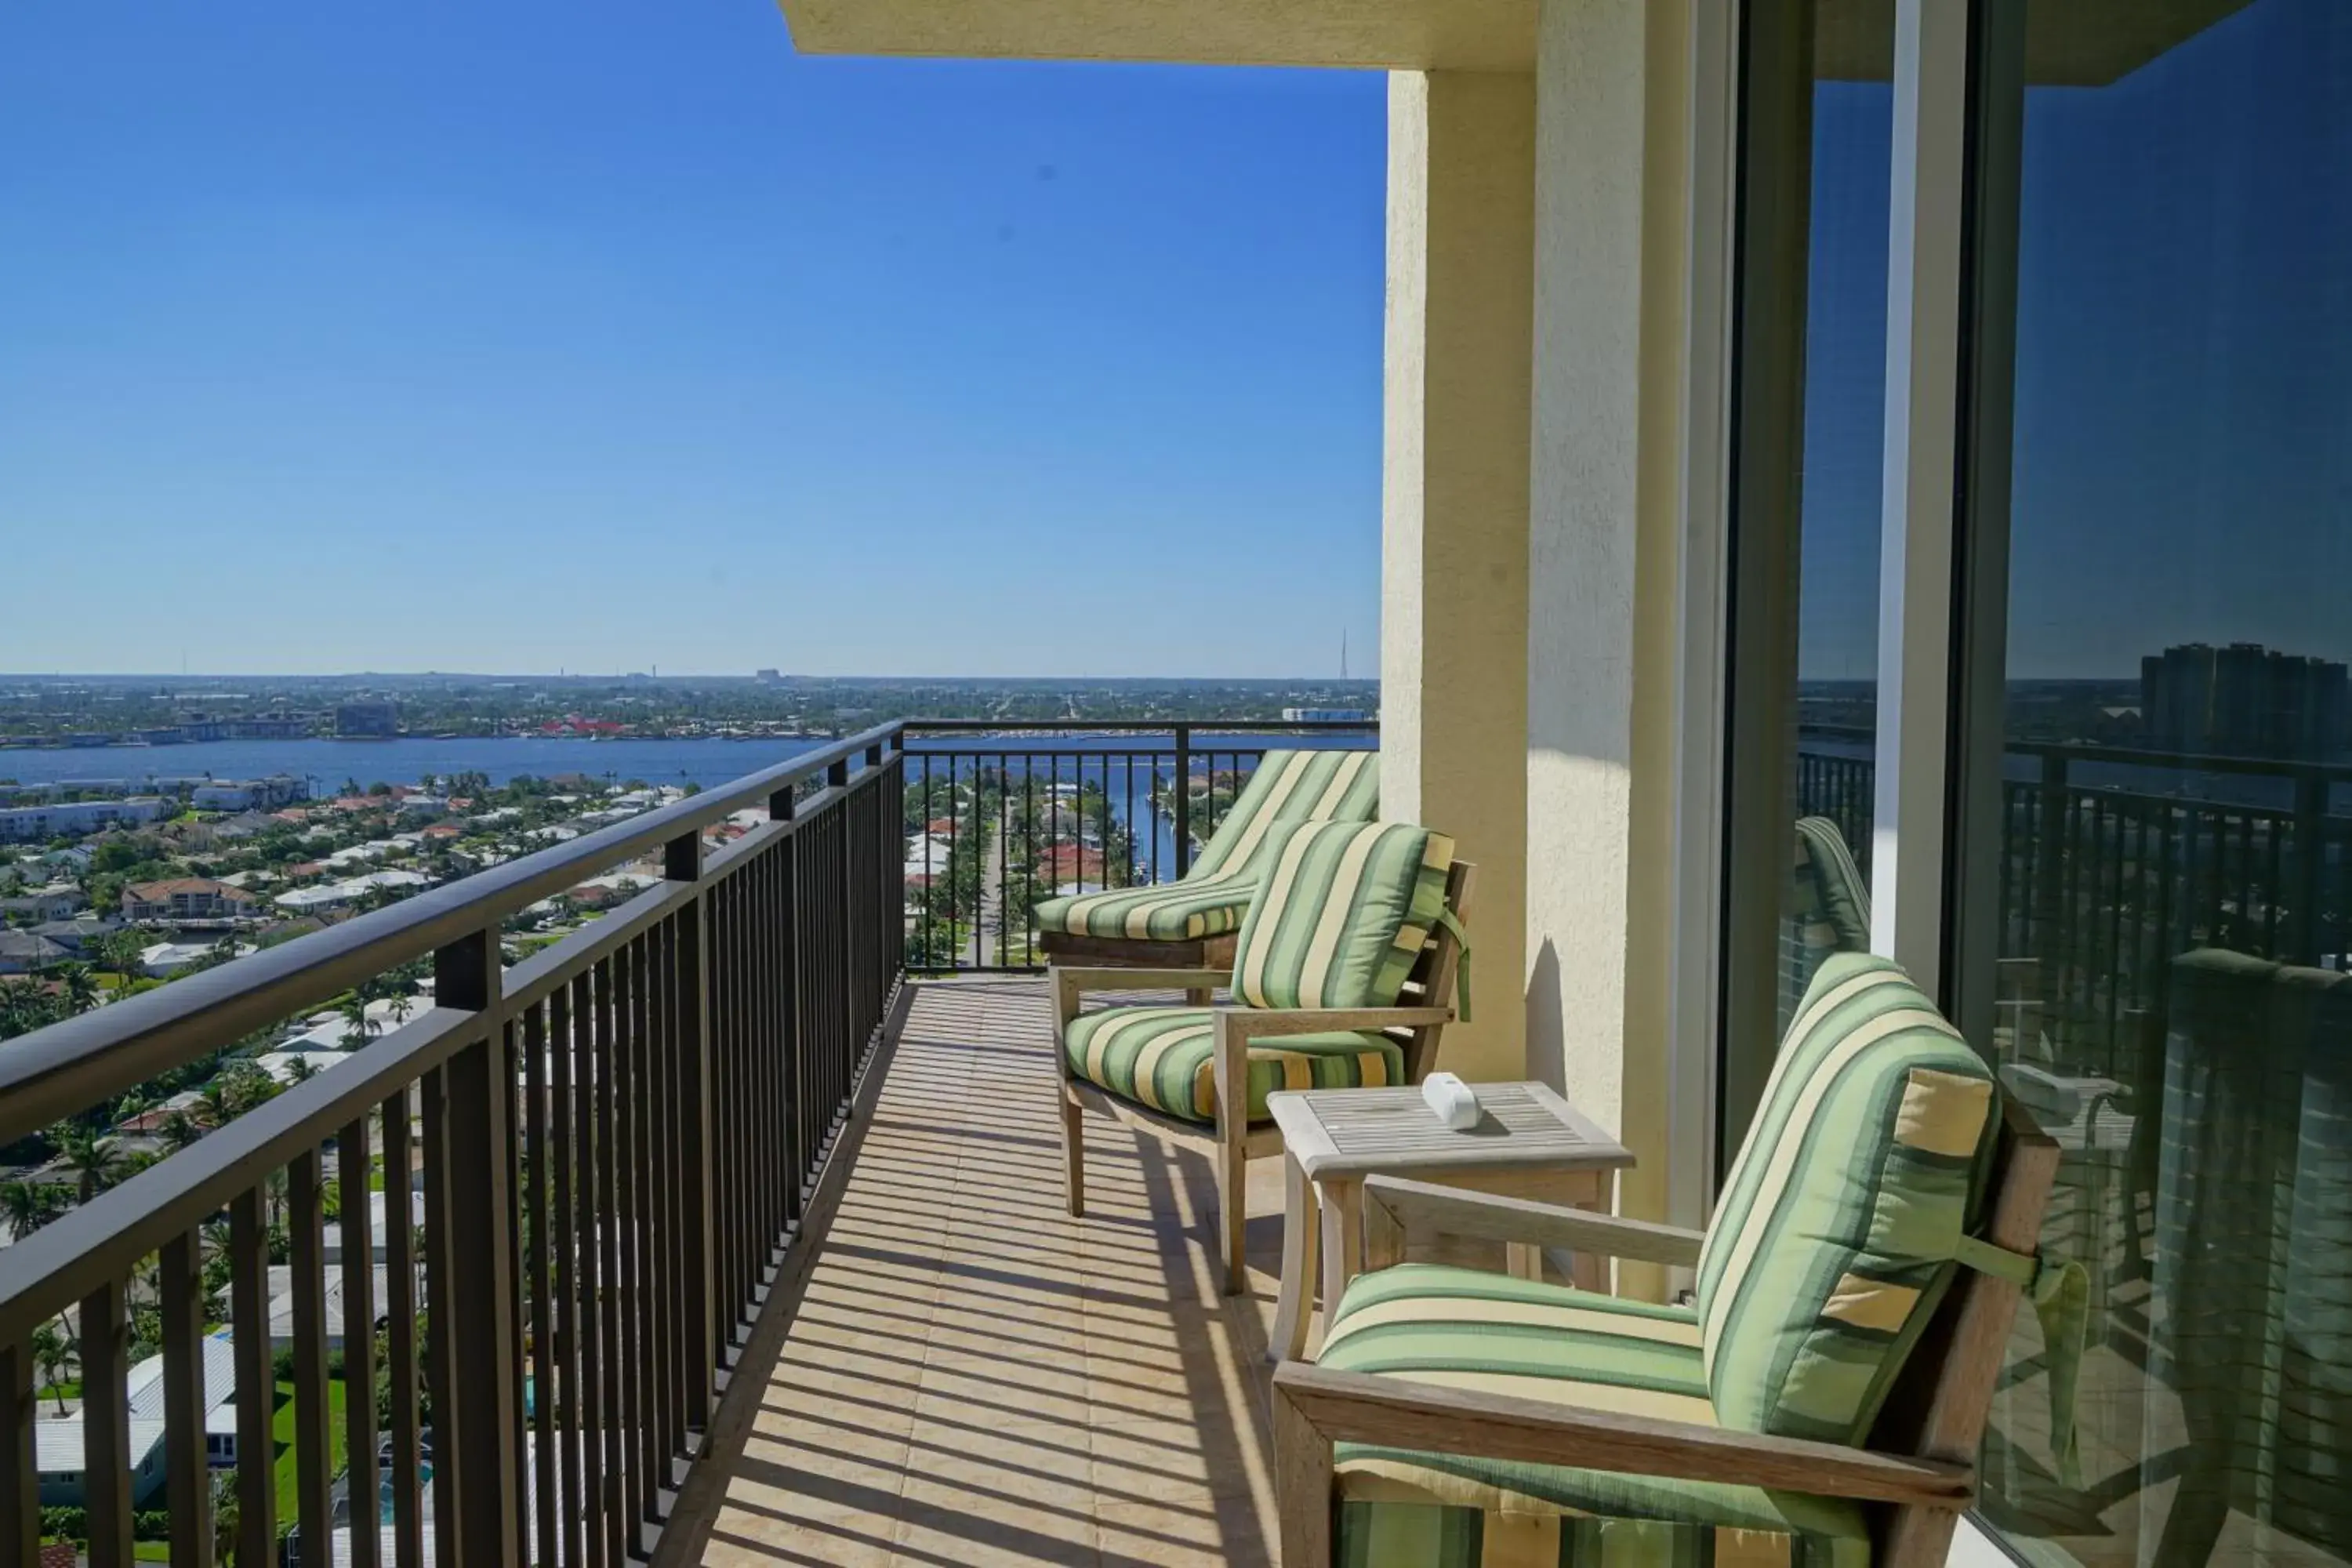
[158,1110,205,1152]
[339,993,378,1049]
[50,1123,125,1202]
[54,962,100,1016]
[30,1320,73,1414]
[1,1181,57,1241]
[0,978,60,1040]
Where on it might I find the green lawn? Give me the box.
[268,1376,351,1530]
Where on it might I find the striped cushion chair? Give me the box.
[1034,748,1378,975]
[1272,952,2085,1567]
[1783,816,1872,1036]
[1054,820,1474,1293]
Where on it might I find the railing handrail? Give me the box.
[0,718,906,1146]
[1797,722,2352,786]
[899,717,1377,736]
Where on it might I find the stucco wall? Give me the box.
[1525,0,1688,1270]
[1381,70,1535,1084]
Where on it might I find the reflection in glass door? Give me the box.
[1954,3,2352,1563]
[1718,0,1891,1169]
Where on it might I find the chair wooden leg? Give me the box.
[1273,1380,1335,1568]
[1269,1152,1320,1363]
[1881,1504,1961,1566]
[1059,1086,1086,1218]
[1185,985,1213,1007]
[1212,1012,1250,1294]
[1217,1108,1248,1294]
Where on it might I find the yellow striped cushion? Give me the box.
[1321,1265,1871,1564]
[1230,822,1454,1011]
[1696,953,2000,1443]
[1061,1005,1403,1124]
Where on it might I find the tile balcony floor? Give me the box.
[679,975,1295,1567]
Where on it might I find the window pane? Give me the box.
[1967,4,2352,1563]
[1719,0,1890,1164]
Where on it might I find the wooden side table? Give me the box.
[1265,1082,1635,1362]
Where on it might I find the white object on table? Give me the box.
[1421,1072,1480,1130]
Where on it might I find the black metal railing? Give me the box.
[898,720,1379,971]
[1793,731,2352,1076]
[0,725,906,1568]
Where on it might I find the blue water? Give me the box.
[0,735,826,793]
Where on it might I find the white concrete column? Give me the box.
[1381,69,1536,1084]
[1525,0,1690,1270]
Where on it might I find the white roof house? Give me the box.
[35,1332,240,1504]
[140,939,254,976]
[267,1265,407,1348]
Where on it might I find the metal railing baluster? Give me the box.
[382,1081,423,1568]
[81,1276,131,1568]
[230,1187,278,1567]
[340,1108,380,1568]
[289,1148,335,1568]
[2,1340,36,1568]
[160,1228,212,1568]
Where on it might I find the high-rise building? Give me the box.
[334,699,401,739]
[2141,642,2349,758]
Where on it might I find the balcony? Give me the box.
[2,720,2345,1567]
[0,721,1375,1568]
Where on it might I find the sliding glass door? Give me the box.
[1953,3,2352,1563]
[1717,0,1893,1169]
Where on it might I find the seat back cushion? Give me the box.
[1230,821,1454,1011]
[1780,815,1875,1036]
[1697,951,2002,1442]
[1188,749,1379,883]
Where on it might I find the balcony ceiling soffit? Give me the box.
[1816,0,2255,86]
[775,0,1539,72]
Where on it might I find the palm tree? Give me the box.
[0,1181,56,1241]
[159,1109,205,1152]
[51,1123,125,1202]
[192,1083,237,1131]
[0,978,57,1039]
[94,929,147,983]
[30,1321,72,1414]
[55,961,100,1016]
[339,993,378,1049]
[213,1472,241,1565]
[387,993,415,1029]
[285,1054,320,1084]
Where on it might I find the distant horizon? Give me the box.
[0,671,1384,686]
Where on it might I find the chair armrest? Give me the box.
[1215,1006,1453,1038]
[1272,1363,1973,1508]
[1364,1175,1704,1268]
[1052,965,1232,993]
[1052,964,1232,1039]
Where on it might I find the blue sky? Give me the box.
[1793,0,2352,683]
[0,3,1387,678]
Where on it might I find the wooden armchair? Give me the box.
[1034,747,1378,973]
[1054,830,1472,1294]
[1273,953,2073,1568]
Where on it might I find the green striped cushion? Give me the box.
[1033,881,1255,942]
[1231,822,1454,1012]
[1698,952,2001,1443]
[1781,817,1874,1036]
[1033,748,1377,940]
[1322,1265,1869,1566]
[1062,1004,1403,1125]
[1191,748,1381,880]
